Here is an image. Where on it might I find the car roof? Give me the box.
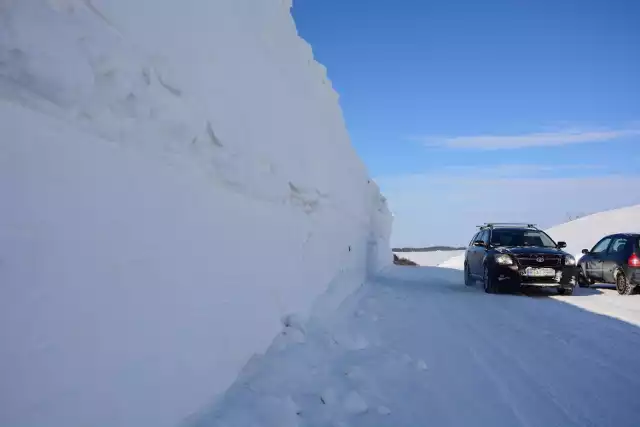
[486,227,539,232]
[607,233,640,237]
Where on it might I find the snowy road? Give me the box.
[196,266,640,427]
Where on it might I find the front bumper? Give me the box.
[493,264,578,288]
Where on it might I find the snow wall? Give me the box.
[0,1,393,426]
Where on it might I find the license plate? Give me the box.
[523,267,556,277]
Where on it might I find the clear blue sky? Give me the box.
[292,0,640,247]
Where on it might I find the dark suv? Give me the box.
[463,223,578,295]
[577,233,640,295]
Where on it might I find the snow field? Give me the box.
[393,250,465,266]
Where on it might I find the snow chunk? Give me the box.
[343,391,368,415]
[281,326,306,344]
[320,388,338,406]
[282,313,306,335]
[416,359,428,370]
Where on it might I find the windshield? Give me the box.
[490,229,557,248]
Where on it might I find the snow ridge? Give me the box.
[0,1,392,427]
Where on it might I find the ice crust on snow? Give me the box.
[0,1,392,427]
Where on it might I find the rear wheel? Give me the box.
[483,265,497,294]
[616,272,635,295]
[464,263,473,286]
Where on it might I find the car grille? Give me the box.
[520,276,558,284]
[514,254,562,268]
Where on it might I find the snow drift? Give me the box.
[0,1,392,427]
[439,204,640,269]
[393,250,465,266]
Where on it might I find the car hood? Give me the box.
[494,246,566,256]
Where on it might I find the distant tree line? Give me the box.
[393,245,465,252]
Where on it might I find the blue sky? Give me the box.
[292,0,640,247]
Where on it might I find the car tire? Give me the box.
[483,265,497,294]
[577,269,590,288]
[557,286,574,296]
[464,263,473,286]
[615,271,635,295]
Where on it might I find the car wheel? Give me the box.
[577,269,590,288]
[483,265,496,294]
[464,263,473,286]
[557,286,574,296]
[615,272,634,295]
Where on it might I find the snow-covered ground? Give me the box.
[200,264,640,427]
[3,1,640,426]
[0,2,391,427]
[204,204,640,426]
[393,250,464,266]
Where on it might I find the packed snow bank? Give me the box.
[438,204,640,269]
[0,2,392,427]
[438,253,467,270]
[393,250,464,266]
[546,204,640,261]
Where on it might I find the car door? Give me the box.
[465,231,480,273]
[602,236,630,283]
[470,230,489,275]
[585,236,613,282]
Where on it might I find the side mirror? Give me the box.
[581,249,589,254]
[557,241,567,249]
[473,240,486,247]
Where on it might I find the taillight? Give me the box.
[629,253,640,267]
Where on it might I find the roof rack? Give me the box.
[477,222,538,229]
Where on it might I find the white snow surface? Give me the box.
[198,264,640,427]
[438,204,640,270]
[394,250,464,266]
[200,205,640,426]
[0,2,392,427]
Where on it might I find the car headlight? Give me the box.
[495,254,513,265]
[564,255,576,266]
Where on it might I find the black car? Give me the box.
[463,223,578,295]
[577,233,640,295]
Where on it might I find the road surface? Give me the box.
[194,265,640,427]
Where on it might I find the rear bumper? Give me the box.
[493,264,578,288]
[628,268,640,286]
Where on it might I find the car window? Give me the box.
[479,230,489,243]
[608,237,629,254]
[469,232,480,246]
[489,229,556,248]
[591,237,612,254]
